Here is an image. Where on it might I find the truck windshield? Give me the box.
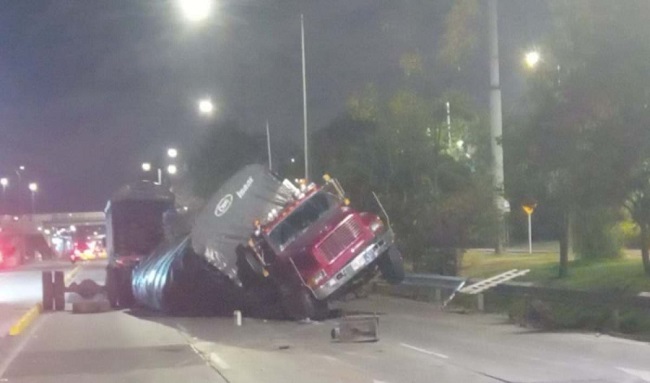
[268,191,338,251]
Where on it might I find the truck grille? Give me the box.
[317,217,362,262]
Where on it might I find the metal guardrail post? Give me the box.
[477,293,485,312]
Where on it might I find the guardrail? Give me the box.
[378,273,650,313]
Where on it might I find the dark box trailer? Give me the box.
[105,180,175,308]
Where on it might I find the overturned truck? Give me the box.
[124,164,404,320]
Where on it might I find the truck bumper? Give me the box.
[312,228,394,300]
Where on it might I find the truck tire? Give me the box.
[378,246,405,285]
[117,268,135,308]
[106,268,119,308]
[42,271,54,311]
[53,271,66,311]
[236,245,266,287]
[281,287,329,321]
[72,300,111,314]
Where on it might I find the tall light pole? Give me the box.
[301,14,310,181]
[28,182,38,216]
[1,177,8,199]
[266,120,273,171]
[489,0,507,253]
[0,177,8,214]
[141,148,180,185]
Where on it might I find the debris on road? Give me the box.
[331,315,379,342]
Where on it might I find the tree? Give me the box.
[509,0,650,276]
[625,164,650,276]
[316,63,492,273]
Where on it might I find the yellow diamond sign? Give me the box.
[522,204,536,215]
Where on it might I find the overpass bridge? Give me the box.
[0,212,104,234]
[0,212,105,261]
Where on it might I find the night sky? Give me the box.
[0,0,549,214]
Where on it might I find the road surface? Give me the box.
[0,260,76,337]
[1,262,649,383]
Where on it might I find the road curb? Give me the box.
[8,265,80,336]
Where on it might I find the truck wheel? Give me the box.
[281,288,329,321]
[378,246,405,285]
[117,268,135,308]
[236,246,266,287]
[106,268,119,308]
[42,271,54,311]
[53,271,66,311]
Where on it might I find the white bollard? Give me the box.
[234,310,242,326]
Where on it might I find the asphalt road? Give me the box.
[1,262,649,383]
[0,260,75,337]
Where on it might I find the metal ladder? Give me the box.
[459,269,530,295]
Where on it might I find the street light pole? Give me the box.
[1,178,8,210]
[301,14,309,181]
[28,182,38,218]
[489,0,506,254]
[266,120,273,171]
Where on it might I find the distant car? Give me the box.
[70,240,97,263]
[94,243,107,259]
[0,241,19,269]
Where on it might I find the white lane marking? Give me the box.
[209,353,231,370]
[176,324,189,335]
[400,343,449,359]
[618,367,650,382]
[373,380,389,383]
[321,355,338,362]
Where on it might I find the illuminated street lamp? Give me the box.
[198,98,215,116]
[524,50,541,69]
[142,147,180,185]
[179,0,214,22]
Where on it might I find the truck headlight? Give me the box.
[369,218,384,233]
[309,270,328,287]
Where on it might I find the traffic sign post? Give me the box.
[522,204,537,254]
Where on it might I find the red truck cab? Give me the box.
[243,175,404,320]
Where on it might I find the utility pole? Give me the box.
[446,101,452,149]
[489,0,507,253]
[266,120,273,171]
[301,14,309,181]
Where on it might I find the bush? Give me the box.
[573,207,624,259]
[413,247,464,275]
[619,310,650,334]
[619,215,641,249]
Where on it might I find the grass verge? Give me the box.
[461,250,650,294]
[458,249,650,336]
